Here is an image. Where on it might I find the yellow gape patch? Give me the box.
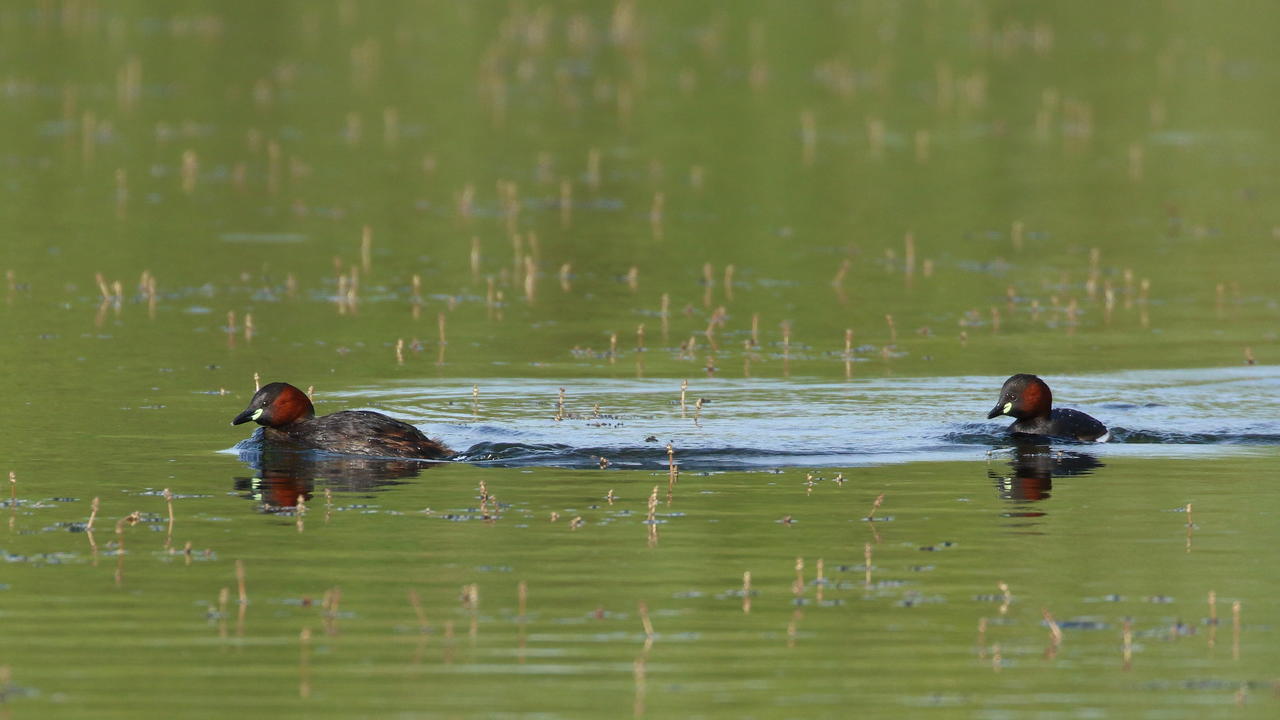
[1002,402,1012,414]
[252,408,264,420]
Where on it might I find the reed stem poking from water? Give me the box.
[1232,600,1241,661]
[559,263,571,292]
[438,312,447,346]
[7,471,14,508]
[724,264,735,301]
[556,387,565,421]
[792,557,805,597]
[679,379,688,417]
[140,270,157,318]
[347,266,360,314]
[114,511,140,587]
[831,258,851,290]
[323,587,342,636]
[844,328,854,379]
[253,372,260,392]
[181,149,198,194]
[633,654,648,718]
[236,559,248,605]
[816,558,825,603]
[1207,591,1218,651]
[864,543,872,586]
[456,184,475,224]
[523,255,536,304]
[217,587,229,639]
[865,492,885,521]
[704,306,724,351]
[361,225,372,271]
[395,338,405,365]
[1122,619,1133,670]
[296,494,306,533]
[638,600,655,640]
[87,496,99,531]
[163,488,174,549]
[742,571,752,614]
[666,446,678,506]
[626,265,639,291]
[1185,502,1193,552]
[1042,608,1063,653]
[95,272,112,302]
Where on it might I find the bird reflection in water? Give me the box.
[988,441,1103,516]
[233,446,443,513]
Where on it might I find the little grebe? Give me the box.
[231,382,453,459]
[986,374,1109,442]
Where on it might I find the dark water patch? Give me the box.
[454,441,949,471]
[1057,620,1110,631]
[1109,427,1280,444]
[456,441,834,470]
[949,423,1280,448]
[1098,402,1165,410]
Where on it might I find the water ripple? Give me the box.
[231,366,1280,470]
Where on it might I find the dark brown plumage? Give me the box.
[232,382,453,459]
[986,374,1109,442]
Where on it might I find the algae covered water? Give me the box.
[2,1,1279,718]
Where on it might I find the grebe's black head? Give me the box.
[232,382,316,428]
[987,374,1052,420]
